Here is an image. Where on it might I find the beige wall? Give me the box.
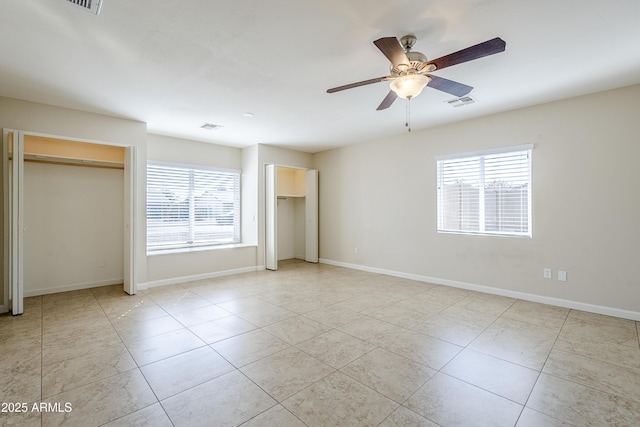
[256,144,314,267]
[24,162,124,295]
[0,104,313,303]
[1,97,147,309]
[4,86,638,318]
[277,197,307,260]
[144,134,256,285]
[241,144,259,252]
[146,133,240,168]
[314,84,640,318]
[143,139,315,284]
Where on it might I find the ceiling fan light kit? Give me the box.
[327,34,506,129]
[390,74,431,99]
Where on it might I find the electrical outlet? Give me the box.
[543,268,552,279]
[558,271,567,282]
[354,247,359,254]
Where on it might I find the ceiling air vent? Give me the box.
[200,123,223,130]
[66,0,103,15]
[445,96,477,108]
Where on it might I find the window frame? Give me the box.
[436,144,532,238]
[146,160,241,253]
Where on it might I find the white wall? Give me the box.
[24,162,123,295]
[314,84,640,319]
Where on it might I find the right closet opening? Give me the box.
[265,164,318,270]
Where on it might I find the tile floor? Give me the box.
[2,259,640,426]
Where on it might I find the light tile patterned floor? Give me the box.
[2,259,640,426]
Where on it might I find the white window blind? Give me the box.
[146,162,240,251]
[437,145,532,237]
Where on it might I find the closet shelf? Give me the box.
[277,194,305,199]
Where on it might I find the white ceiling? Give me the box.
[1,0,639,153]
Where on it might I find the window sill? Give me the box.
[147,242,256,256]
[437,230,532,238]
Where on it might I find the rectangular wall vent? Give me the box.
[66,0,103,15]
[445,96,476,108]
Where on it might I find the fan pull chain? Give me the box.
[405,97,412,132]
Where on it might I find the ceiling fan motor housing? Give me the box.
[400,34,417,50]
[389,35,433,76]
[391,51,431,76]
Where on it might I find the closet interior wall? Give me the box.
[22,136,125,296]
[277,167,307,261]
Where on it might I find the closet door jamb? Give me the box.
[305,169,318,263]
[3,130,24,315]
[265,164,278,270]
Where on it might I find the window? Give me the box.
[437,145,532,237]
[146,161,240,251]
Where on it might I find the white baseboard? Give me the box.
[278,253,295,261]
[138,266,262,290]
[320,258,640,321]
[278,254,307,261]
[0,304,7,314]
[23,278,124,297]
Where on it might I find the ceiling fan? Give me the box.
[327,35,506,111]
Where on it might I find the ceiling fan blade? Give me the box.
[426,37,506,70]
[327,76,388,93]
[427,75,473,97]
[374,37,410,68]
[376,91,398,110]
